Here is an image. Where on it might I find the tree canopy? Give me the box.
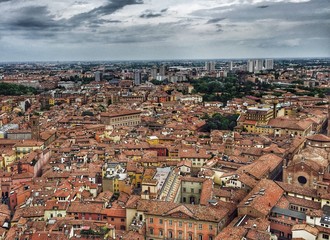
[191,76,255,104]
[200,113,239,132]
[0,82,37,96]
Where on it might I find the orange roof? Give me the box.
[239,179,284,217]
[306,134,330,142]
[243,120,257,125]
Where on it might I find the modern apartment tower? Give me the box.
[151,66,158,80]
[247,59,273,73]
[134,70,141,85]
[265,59,274,70]
[254,59,264,73]
[247,60,254,73]
[229,61,233,71]
[205,61,216,72]
[159,65,166,77]
[94,71,102,81]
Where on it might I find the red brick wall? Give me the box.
[146,216,217,240]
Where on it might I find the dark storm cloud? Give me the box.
[140,12,161,18]
[215,24,223,32]
[8,6,61,31]
[1,0,142,40]
[207,17,226,24]
[140,9,166,18]
[257,5,269,9]
[95,21,187,44]
[91,0,143,15]
[69,0,143,26]
[0,0,328,61]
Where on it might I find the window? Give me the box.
[188,233,193,240]
[159,229,163,236]
[179,221,182,227]
[191,188,194,193]
[209,236,213,240]
[150,228,154,235]
[290,205,298,211]
[298,176,307,185]
[183,188,186,192]
[120,225,125,230]
[189,222,192,228]
[169,220,173,226]
[168,231,173,239]
[198,234,203,240]
[159,219,163,224]
[209,225,213,230]
[150,218,153,223]
[198,224,203,230]
[121,218,125,222]
[178,231,183,239]
[323,234,329,240]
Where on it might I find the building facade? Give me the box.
[100,110,141,127]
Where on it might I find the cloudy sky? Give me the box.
[0,0,329,61]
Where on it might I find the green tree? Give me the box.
[200,113,239,132]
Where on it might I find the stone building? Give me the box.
[283,134,330,189]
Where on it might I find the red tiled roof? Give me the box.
[306,134,330,142]
[238,179,284,217]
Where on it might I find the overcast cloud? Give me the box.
[0,0,329,61]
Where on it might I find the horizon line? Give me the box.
[0,56,330,64]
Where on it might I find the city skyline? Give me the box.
[0,0,329,62]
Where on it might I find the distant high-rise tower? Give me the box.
[254,59,264,73]
[151,66,158,80]
[247,60,254,73]
[94,71,102,81]
[134,70,141,85]
[205,61,215,72]
[229,61,233,71]
[265,59,274,70]
[159,65,166,77]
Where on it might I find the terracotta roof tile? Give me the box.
[239,179,284,217]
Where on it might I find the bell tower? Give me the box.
[30,115,40,141]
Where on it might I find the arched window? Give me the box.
[188,233,193,240]
[168,230,173,239]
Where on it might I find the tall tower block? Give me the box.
[30,116,40,141]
